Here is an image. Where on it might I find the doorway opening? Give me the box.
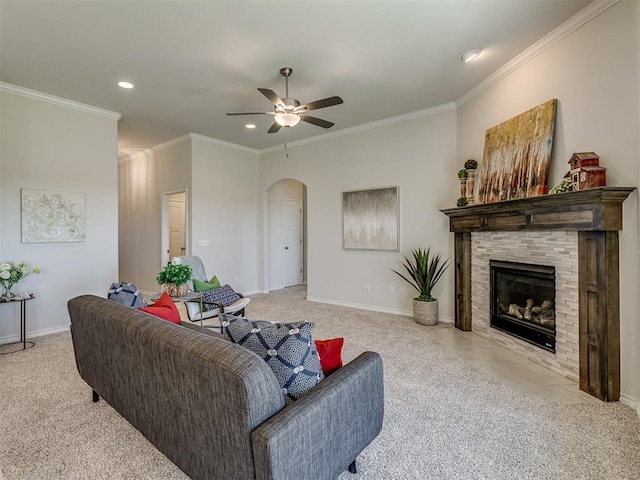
[161,190,188,266]
[266,179,306,291]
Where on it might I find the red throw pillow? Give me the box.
[139,292,181,324]
[314,338,344,375]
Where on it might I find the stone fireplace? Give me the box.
[442,187,634,401]
[472,231,577,381]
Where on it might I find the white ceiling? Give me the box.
[0,0,592,154]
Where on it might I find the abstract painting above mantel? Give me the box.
[342,186,399,251]
[21,188,86,243]
[478,98,557,204]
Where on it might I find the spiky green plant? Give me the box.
[391,248,450,302]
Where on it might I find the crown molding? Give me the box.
[189,133,260,155]
[455,0,620,108]
[260,102,457,154]
[151,134,191,153]
[0,82,122,120]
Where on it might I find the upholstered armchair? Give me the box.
[173,256,250,322]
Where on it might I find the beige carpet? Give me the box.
[1,286,640,479]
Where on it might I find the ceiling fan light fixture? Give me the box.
[460,49,481,63]
[275,112,300,127]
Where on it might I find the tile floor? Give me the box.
[429,325,602,405]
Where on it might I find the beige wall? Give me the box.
[259,108,458,318]
[190,136,260,293]
[118,138,192,292]
[456,0,639,404]
[0,87,120,340]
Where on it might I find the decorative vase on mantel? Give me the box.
[413,299,439,326]
[466,168,476,205]
[459,177,467,198]
[162,283,188,297]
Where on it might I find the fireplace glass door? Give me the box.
[490,260,556,352]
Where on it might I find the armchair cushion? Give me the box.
[201,284,241,311]
[221,314,324,404]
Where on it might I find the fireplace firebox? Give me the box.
[490,260,556,352]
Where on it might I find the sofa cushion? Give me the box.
[139,292,181,324]
[221,314,324,404]
[192,276,221,292]
[314,338,344,375]
[201,284,241,311]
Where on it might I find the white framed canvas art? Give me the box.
[21,188,86,243]
[342,186,399,251]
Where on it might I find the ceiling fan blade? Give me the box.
[258,88,284,106]
[299,115,335,129]
[226,111,273,116]
[295,96,343,113]
[267,122,282,134]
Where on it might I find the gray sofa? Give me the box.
[68,295,384,480]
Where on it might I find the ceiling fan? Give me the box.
[226,67,343,133]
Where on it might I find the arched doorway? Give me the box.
[265,179,307,290]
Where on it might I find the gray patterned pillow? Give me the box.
[220,314,324,404]
[201,284,240,311]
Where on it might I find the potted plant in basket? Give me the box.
[391,248,450,325]
[156,263,192,297]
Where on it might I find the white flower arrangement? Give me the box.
[0,261,40,298]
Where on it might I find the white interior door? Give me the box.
[168,192,186,261]
[283,198,303,287]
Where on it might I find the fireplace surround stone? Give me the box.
[442,187,634,401]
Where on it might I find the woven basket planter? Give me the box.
[163,283,188,297]
[413,299,439,326]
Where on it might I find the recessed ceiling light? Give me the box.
[118,81,134,89]
[460,49,481,63]
[245,124,256,129]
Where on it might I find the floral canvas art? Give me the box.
[21,189,86,243]
[478,99,557,203]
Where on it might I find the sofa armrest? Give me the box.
[251,351,383,480]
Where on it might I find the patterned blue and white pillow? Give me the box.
[201,284,241,311]
[220,314,324,404]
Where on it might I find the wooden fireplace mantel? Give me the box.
[441,187,635,401]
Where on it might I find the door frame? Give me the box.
[161,189,189,267]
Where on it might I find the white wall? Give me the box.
[190,135,260,294]
[456,0,639,404]
[266,178,305,290]
[0,87,120,340]
[260,108,458,318]
[118,138,192,292]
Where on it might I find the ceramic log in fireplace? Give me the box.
[490,260,556,352]
[441,187,635,401]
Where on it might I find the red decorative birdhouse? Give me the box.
[569,152,606,191]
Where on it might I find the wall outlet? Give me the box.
[388,286,394,294]
[365,283,370,292]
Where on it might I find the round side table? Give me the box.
[0,294,35,354]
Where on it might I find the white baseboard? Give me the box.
[1,324,70,344]
[619,392,638,411]
[307,295,456,324]
[307,295,413,317]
